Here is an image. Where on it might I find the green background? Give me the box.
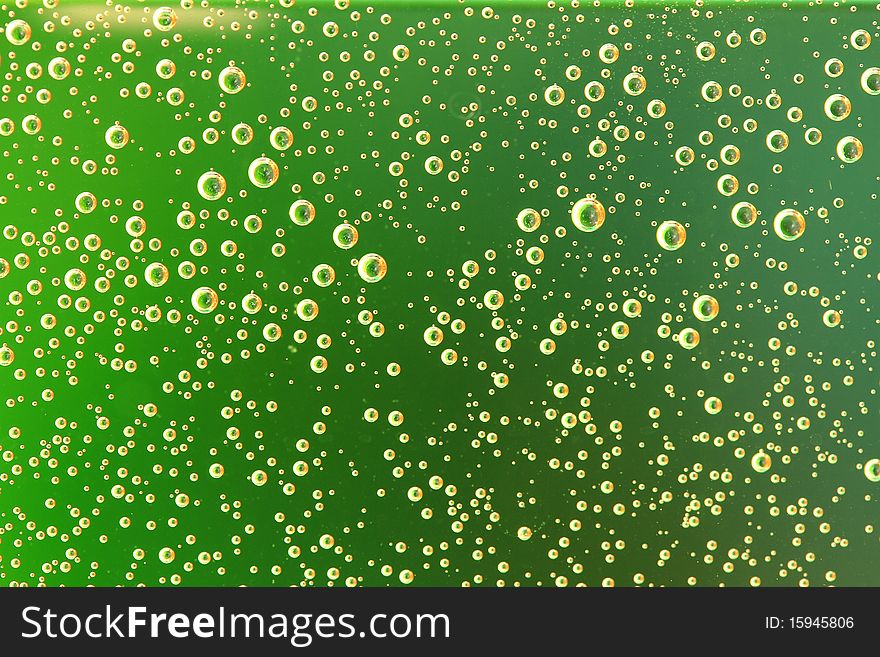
[0,0,878,586]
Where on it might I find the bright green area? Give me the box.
[0,0,878,586]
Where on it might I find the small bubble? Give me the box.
[296,298,319,322]
[516,208,542,233]
[248,156,280,188]
[865,459,880,483]
[197,171,227,201]
[731,201,757,228]
[570,198,606,232]
[191,286,219,314]
[357,253,388,283]
[105,124,130,149]
[270,126,294,151]
[822,309,841,328]
[647,99,666,118]
[484,290,504,310]
[623,72,647,96]
[704,396,722,414]
[289,199,316,226]
[693,295,719,321]
[332,223,359,249]
[851,29,871,50]
[824,94,852,121]
[424,156,443,175]
[836,136,863,164]
[218,65,247,94]
[5,19,31,46]
[656,220,687,250]
[158,547,176,563]
[701,81,722,102]
[312,263,336,287]
[751,451,772,473]
[773,208,806,241]
[75,192,98,214]
[152,7,177,32]
[861,67,880,95]
[156,58,176,79]
[678,327,700,349]
[145,262,169,287]
[765,129,789,153]
[242,293,263,314]
[232,122,254,145]
[544,84,565,106]
[696,41,716,61]
[0,345,15,367]
[824,58,844,78]
[584,81,605,102]
[424,326,444,347]
[262,323,282,342]
[674,146,695,166]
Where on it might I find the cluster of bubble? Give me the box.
[0,0,877,589]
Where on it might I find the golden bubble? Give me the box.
[824,94,851,121]
[751,451,772,473]
[693,295,719,321]
[836,136,863,164]
[773,208,806,241]
[544,84,565,106]
[191,286,219,314]
[516,208,542,233]
[571,198,606,232]
[218,65,247,94]
[656,220,687,251]
[678,327,700,349]
[357,253,388,283]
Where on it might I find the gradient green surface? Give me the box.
[0,0,878,586]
